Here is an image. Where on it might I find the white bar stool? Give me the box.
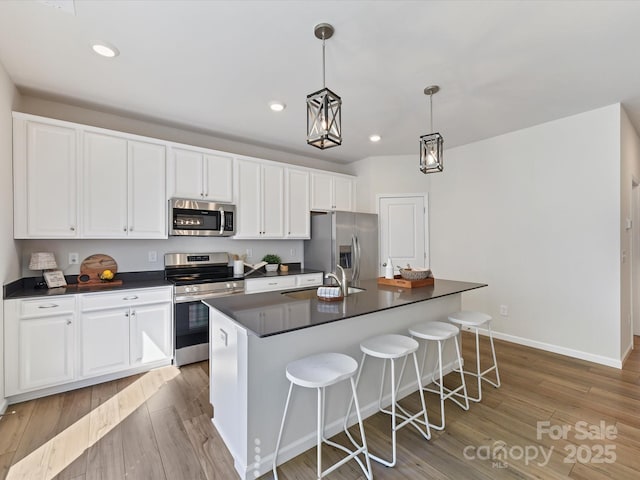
[345,334,430,468]
[408,321,469,430]
[272,352,372,480]
[448,310,501,402]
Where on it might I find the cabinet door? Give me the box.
[285,169,310,238]
[130,302,172,365]
[310,172,334,211]
[17,120,79,238]
[170,147,204,199]
[80,308,130,377]
[204,153,233,202]
[128,140,167,238]
[333,176,354,211]
[19,314,75,392]
[261,163,284,238]
[82,132,128,237]
[235,158,262,238]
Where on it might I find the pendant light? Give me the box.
[307,23,342,149]
[420,85,443,174]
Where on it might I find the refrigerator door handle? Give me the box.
[353,235,361,282]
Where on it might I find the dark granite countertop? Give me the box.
[4,271,171,299]
[203,278,486,337]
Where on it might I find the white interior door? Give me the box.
[378,195,428,276]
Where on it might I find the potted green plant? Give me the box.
[262,254,282,272]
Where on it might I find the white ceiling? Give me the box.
[1,0,640,164]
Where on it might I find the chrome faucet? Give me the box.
[325,264,349,297]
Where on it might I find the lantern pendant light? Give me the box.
[420,85,443,174]
[307,23,342,149]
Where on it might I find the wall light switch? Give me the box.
[499,305,509,316]
[69,253,79,265]
[148,251,157,262]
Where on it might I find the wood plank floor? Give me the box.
[1,334,639,479]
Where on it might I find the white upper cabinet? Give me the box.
[82,132,128,237]
[82,132,166,238]
[285,168,310,239]
[234,158,284,238]
[168,145,233,202]
[13,116,79,238]
[13,113,167,239]
[127,141,167,238]
[310,171,355,211]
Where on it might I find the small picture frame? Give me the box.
[44,270,67,288]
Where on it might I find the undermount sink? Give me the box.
[281,286,365,300]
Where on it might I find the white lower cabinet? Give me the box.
[244,276,296,294]
[4,286,172,400]
[130,302,173,365]
[80,307,130,377]
[244,273,323,294]
[5,297,76,395]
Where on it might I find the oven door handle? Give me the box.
[175,291,243,303]
[219,207,225,235]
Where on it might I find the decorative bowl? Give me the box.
[399,268,431,280]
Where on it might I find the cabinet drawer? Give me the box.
[19,296,76,317]
[81,287,172,311]
[295,273,323,287]
[245,276,296,294]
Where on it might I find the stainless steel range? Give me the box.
[165,252,244,366]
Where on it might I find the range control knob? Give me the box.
[192,286,199,293]
[184,286,191,293]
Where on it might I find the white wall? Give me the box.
[20,237,303,278]
[0,61,21,412]
[620,106,640,358]
[351,104,624,366]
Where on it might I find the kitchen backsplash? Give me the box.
[19,237,304,277]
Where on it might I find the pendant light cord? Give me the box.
[322,35,326,89]
[429,92,434,132]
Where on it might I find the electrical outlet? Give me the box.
[69,252,79,265]
[500,305,509,316]
[246,248,252,258]
[148,251,157,262]
[290,248,296,257]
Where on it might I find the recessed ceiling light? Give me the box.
[269,101,286,112]
[92,42,119,58]
[369,134,381,142]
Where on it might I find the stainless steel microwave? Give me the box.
[169,198,236,236]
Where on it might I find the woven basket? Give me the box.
[399,268,431,280]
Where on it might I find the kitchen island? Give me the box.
[204,278,486,479]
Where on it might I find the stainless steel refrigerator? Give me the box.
[304,211,378,285]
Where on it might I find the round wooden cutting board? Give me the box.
[77,254,121,286]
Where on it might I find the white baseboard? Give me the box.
[467,327,622,369]
[0,398,8,416]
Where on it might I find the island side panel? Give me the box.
[209,309,249,474]
[244,294,461,479]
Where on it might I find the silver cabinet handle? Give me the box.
[123,226,127,232]
[123,295,139,301]
[125,312,129,317]
[131,310,136,317]
[38,304,59,309]
[129,226,133,231]
[66,319,72,325]
[70,226,75,231]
